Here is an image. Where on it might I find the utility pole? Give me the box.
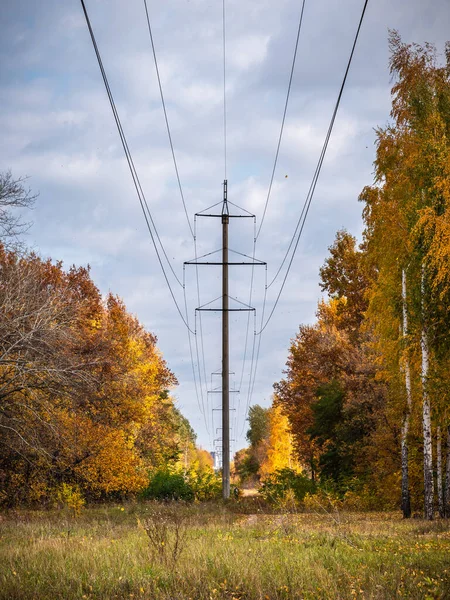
[184,180,264,500]
[222,180,230,499]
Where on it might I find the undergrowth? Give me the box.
[1,503,450,599]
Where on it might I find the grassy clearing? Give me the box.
[1,502,450,599]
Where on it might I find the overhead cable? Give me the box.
[183,273,210,432]
[235,221,256,436]
[240,269,267,437]
[222,0,227,179]
[194,218,213,438]
[241,0,369,429]
[143,0,194,239]
[257,0,369,335]
[255,0,307,241]
[79,0,194,333]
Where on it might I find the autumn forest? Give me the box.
[2,31,450,517]
[235,34,450,521]
[2,30,450,600]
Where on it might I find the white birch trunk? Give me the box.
[421,264,434,520]
[401,269,412,518]
[444,425,450,517]
[437,426,443,517]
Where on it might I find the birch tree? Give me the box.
[421,265,434,519]
[361,32,450,517]
[436,426,444,517]
[445,426,450,517]
[401,269,412,517]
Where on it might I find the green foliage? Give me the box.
[187,469,221,501]
[308,381,362,483]
[233,448,260,482]
[142,470,194,502]
[142,467,221,502]
[234,404,271,486]
[246,405,269,447]
[259,468,316,503]
[309,381,344,443]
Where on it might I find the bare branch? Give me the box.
[0,170,37,249]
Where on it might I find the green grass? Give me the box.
[1,502,450,599]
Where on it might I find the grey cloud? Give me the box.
[1,0,449,450]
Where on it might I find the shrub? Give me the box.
[342,482,397,511]
[138,504,189,566]
[53,483,85,517]
[142,467,222,502]
[303,488,343,513]
[141,470,194,502]
[259,469,315,503]
[187,469,221,501]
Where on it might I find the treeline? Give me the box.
[234,404,301,485]
[0,173,213,507]
[237,34,450,518]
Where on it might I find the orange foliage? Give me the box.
[0,246,191,505]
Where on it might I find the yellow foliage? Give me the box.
[54,483,85,517]
[75,429,147,495]
[259,404,301,479]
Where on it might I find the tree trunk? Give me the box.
[310,455,316,484]
[421,265,434,520]
[437,426,444,517]
[401,269,412,518]
[444,425,450,518]
[288,433,292,470]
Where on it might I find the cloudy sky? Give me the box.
[1,0,449,454]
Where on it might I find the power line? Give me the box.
[79,0,194,332]
[82,0,223,457]
[240,269,266,437]
[81,0,183,289]
[238,0,308,435]
[143,0,194,239]
[255,0,307,241]
[194,312,211,436]
[239,322,257,439]
[82,0,369,454]
[235,220,256,437]
[266,198,307,289]
[222,0,227,179]
[257,0,369,335]
[182,273,210,432]
[193,219,213,439]
[239,0,369,432]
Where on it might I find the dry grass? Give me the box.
[1,503,450,599]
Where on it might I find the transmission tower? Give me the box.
[185,180,265,498]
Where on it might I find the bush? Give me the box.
[259,469,315,503]
[142,470,194,502]
[53,483,85,517]
[303,488,343,513]
[141,468,222,502]
[139,504,189,566]
[187,469,221,501]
